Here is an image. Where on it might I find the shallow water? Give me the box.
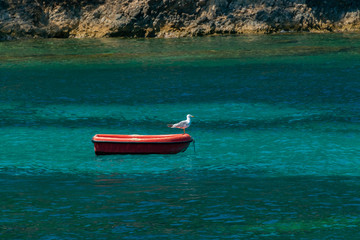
[1,34,360,239]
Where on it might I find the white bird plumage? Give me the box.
[167,114,194,134]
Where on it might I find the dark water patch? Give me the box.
[1,171,360,239]
[197,113,360,131]
[0,116,166,129]
[1,62,360,106]
[1,109,359,132]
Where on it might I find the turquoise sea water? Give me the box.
[1,34,360,239]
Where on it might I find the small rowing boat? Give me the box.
[92,134,193,155]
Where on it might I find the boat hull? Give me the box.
[92,134,193,155]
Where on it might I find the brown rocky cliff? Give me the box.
[1,0,360,40]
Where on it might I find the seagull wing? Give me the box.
[168,120,188,129]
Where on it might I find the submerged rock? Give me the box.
[0,0,359,40]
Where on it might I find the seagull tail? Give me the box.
[167,124,174,128]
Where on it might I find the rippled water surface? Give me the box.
[1,34,360,239]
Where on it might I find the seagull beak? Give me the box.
[191,115,195,117]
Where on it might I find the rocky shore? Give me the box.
[1,0,360,40]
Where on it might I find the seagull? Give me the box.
[167,114,194,134]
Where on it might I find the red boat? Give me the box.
[92,134,193,155]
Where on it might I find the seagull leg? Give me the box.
[183,129,185,134]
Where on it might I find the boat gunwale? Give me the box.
[92,134,193,144]
[91,139,193,144]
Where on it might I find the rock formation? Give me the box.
[0,0,360,40]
